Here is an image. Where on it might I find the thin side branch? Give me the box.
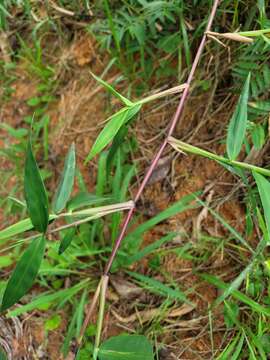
[80,0,220,344]
[104,0,220,275]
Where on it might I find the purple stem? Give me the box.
[104,0,220,275]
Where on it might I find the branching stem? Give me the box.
[104,0,220,275]
[81,0,220,349]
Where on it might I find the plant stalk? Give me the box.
[80,0,220,345]
[169,137,270,177]
[104,0,220,275]
[93,275,109,360]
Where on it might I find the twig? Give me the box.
[206,30,253,43]
[93,275,109,360]
[49,0,75,16]
[104,0,220,275]
[80,0,220,345]
[77,280,102,345]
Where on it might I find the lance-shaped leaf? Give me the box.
[67,192,108,212]
[0,214,57,243]
[58,228,76,255]
[106,124,128,172]
[253,171,270,239]
[226,73,250,160]
[91,72,133,107]
[85,104,141,162]
[52,143,76,214]
[1,236,46,312]
[201,273,270,316]
[99,334,154,360]
[24,140,49,233]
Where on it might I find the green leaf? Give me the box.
[0,214,57,243]
[124,193,198,252]
[98,335,154,360]
[85,104,141,162]
[216,332,244,360]
[52,143,76,213]
[67,192,108,212]
[0,218,35,243]
[27,97,41,106]
[0,123,28,138]
[61,303,79,356]
[195,196,253,252]
[0,255,13,269]
[125,233,176,266]
[24,140,49,233]
[91,72,133,107]
[1,236,46,312]
[215,262,253,306]
[106,125,128,172]
[226,73,250,160]
[127,271,193,305]
[7,280,88,317]
[45,314,61,331]
[231,332,245,360]
[253,172,270,239]
[251,124,265,150]
[223,302,239,329]
[58,228,76,255]
[201,273,270,316]
[169,137,270,176]
[249,100,270,113]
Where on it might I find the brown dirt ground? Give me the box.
[0,30,258,360]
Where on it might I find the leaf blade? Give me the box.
[201,273,270,316]
[127,271,193,305]
[91,72,133,107]
[99,335,154,360]
[52,143,76,214]
[85,104,141,162]
[24,140,49,233]
[58,228,76,255]
[253,171,270,239]
[226,73,250,160]
[0,214,57,243]
[1,236,46,312]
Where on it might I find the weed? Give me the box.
[1,0,270,359]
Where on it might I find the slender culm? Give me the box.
[104,0,220,275]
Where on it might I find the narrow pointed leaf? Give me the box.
[127,271,192,305]
[1,236,46,312]
[99,335,154,360]
[58,228,76,254]
[7,280,88,317]
[24,140,49,233]
[106,124,128,172]
[126,233,176,266]
[226,73,250,160]
[124,193,198,252]
[67,192,108,212]
[85,104,141,162]
[216,333,239,360]
[253,171,270,238]
[215,262,253,306]
[201,273,270,316]
[53,143,76,214]
[0,214,57,243]
[0,218,36,243]
[91,72,133,107]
